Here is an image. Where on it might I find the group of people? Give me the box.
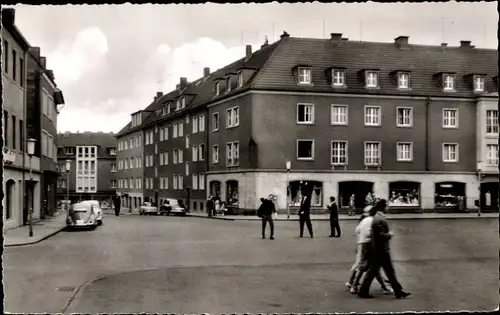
[206,196,227,217]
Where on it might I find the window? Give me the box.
[474,76,485,92]
[164,126,169,140]
[20,57,24,87]
[193,116,199,133]
[130,178,135,189]
[199,143,205,161]
[181,97,186,109]
[331,141,347,165]
[212,145,219,164]
[332,69,345,86]
[397,142,413,161]
[193,174,199,190]
[160,177,164,189]
[212,113,219,131]
[215,82,220,96]
[199,114,205,131]
[443,109,458,128]
[226,107,240,128]
[160,128,164,141]
[227,77,232,92]
[199,173,205,190]
[173,123,178,138]
[443,74,455,91]
[298,67,311,84]
[176,99,180,111]
[19,119,23,152]
[41,132,48,156]
[443,143,458,162]
[398,72,410,89]
[164,177,168,190]
[178,149,184,163]
[164,152,168,165]
[486,144,499,165]
[486,110,498,134]
[186,162,190,176]
[397,107,413,127]
[365,71,378,88]
[111,163,116,172]
[365,106,381,126]
[364,142,381,166]
[238,72,244,87]
[3,40,9,74]
[3,110,8,148]
[331,105,348,125]
[12,49,17,82]
[226,142,240,166]
[173,150,178,164]
[11,115,16,150]
[179,122,184,137]
[178,175,184,190]
[110,148,116,155]
[185,135,190,149]
[297,140,314,160]
[192,145,198,162]
[297,103,314,124]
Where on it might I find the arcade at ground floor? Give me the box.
[206,171,484,213]
[117,192,143,210]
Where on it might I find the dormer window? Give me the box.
[443,74,455,91]
[176,99,181,110]
[298,67,312,85]
[215,81,220,96]
[181,97,186,109]
[226,77,232,92]
[238,72,244,87]
[162,105,167,116]
[109,148,116,156]
[167,103,171,114]
[365,71,379,88]
[474,75,485,92]
[332,69,345,87]
[398,72,410,89]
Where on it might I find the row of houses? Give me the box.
[2,8,66,230]
[115,32,499,214]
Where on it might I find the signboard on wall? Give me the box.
[2,149,16,164]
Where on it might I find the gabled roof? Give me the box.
[251,36,498,97]
[57,132,117,148]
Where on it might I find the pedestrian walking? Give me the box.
[348,194,355,216]
[358,199,411,299]
[206,196,215,217]
[113,195,121,217]
[328,196,341,237]
[257,197,275,239]
[346,206,392,295]
[298,190,314,238]
[214,198,220,216]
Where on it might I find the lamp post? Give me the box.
[65,159,71,212]
[286,160,291,219]
[477,161,482,217]
[26,138,36,237]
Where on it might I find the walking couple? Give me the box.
[346,199,411,299]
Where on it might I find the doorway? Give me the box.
[338,181,374,209]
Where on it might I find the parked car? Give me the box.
[80,200,103,225]
[66,202,98,230]
[139,202,159,215]
[161,198,188,216]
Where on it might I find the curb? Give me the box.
[4,226,67,248]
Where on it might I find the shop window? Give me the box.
[388,181,420,207]
[288,180,323,207]
[210,180,221,199]
[6,179,15,219]
[226,180,239,206]
[434,182,466,208]
[193,201,197,211]
[338,181,374,209]
[480,182,499,210]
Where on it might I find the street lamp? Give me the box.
[286,160,291,219]
[477,161,483,217]
[65,159,71,212]
[26,138,36,237]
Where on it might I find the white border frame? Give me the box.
[442,142,459,163]
[364,141,382,166]
[212,112,220,132]
[296,139,315,161]
[330,140,348,166]
[397,72,411,89]
[226,106,240,129]
[396,107,414,128]
[485,109,498,136]
[442,108,459,129]
[330,104,349,126]
[396,142,414,162]
[226,141,240,167]
[296,103,315,125]
[331,68,346,87]
[442,74,456,92]
[365,70,379,88]
[212,144,219,164]
[364,105,382,126]
[297,67,312,85]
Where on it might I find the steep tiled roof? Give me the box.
[251,36,498,97]
[57,132,117,148]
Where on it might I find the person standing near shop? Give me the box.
[206,196,215,217]
[348,194,355,216]
[328,196,341,237]
[299,189,314,238]
[113,195,121,217]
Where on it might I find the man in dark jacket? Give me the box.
[258,197,276,239]
[113,195,121,217]
[328,196,341,237]
[358,199,411,299]
[206,196,215,217]
[298,190,314,238]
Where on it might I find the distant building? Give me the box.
[56,132,117,207]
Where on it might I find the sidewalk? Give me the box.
[187,211,499,221]
[4,211,68,247]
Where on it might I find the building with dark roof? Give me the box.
[116,32,498,214]
[56,132,117,206]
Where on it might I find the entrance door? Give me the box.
[480,182,499,210]
[338,181,374,209]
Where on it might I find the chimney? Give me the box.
[280,31,290,39]
[246,45,252,58]
[460,40,472,48]
[330,33,342,41]
[203,67,210,78]
[180,77,188,90]
[154,91,163,102]
[45,70,55,81]
[395,36,409,47]
[39,57,46,69]
[1,8,15,26]
[29,47,41,60]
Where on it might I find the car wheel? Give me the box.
[97,220,102,226]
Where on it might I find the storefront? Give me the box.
[209,180,221,199]
[338,181,374,209]
[388,181,421,208]
[226,180,239,206]
[480,180,499,210]
[434,182,466,209]
[288,180,323,207]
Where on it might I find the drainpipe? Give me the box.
[425,96,431,171]
[22,51,28,225]
[205,106,210,200]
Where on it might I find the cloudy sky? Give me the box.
[10,2,498,133]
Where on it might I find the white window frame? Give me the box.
[365,71,379,88]
[443,74,455,91]
[442,143,459,163]
[159,152,164,165]
[226,107,240,128]
[164,152,168,165]
[486,144,499,165]
[396,107,413,127]
[185,162,190,176]
[330,141,348,166]
[192,145,198,162]
[298,67,312,85]
[296,103,315,124]
[332,69,345,87]
[179,121,184,137]
[212,145,219,164]
[227,77,232,92]
[192,174,199,190]
[185,135,190,149]
[474,76,485,92]
[486,110,498,135]
[296,139,315,161]
[173,123,178,138]
[173,175,178,189]
[238,72,244,87]
[212,112,219,131]
[199,114,205,132]
[215,82,220,96]
[65,147,74,155]
[178,175,183,190]
[181,97,186,109]
[226,141,240,167]
[193,116,199,133]
[199,143,205,161]
[160,128,164,141]
[178,149,184,163]
[396,142,413,162]
[199,173,205,190]
[364,141,381,166]
[364,105,381,126]
[330,105,348,125]
[398,72,410,89]
[442,108,459,129]
[173,149,178,164]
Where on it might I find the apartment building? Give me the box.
[26,46,65,218]
[116,111,145,210]
[56,132,117,207]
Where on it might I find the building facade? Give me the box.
[117,33,498,215]
[2,9,42,230]
[26,46,65,219]
[56,132,117,207]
